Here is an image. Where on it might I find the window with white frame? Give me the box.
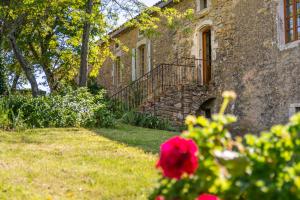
[289,103,300,116]
[284,0,300,43]
[197,0,209,12]
[138,30,144,39]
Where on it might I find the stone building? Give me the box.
[98,0,300,132]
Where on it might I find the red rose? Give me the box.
[156,136,199,179]
[197,194,219,200]
[155,196,165,200]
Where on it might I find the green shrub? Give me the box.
[0,100,10,129]
[107,99,126,119]
[84,104,116,128]
[122,111,172,130]
[151,92,300,200]
[0,88,115,129]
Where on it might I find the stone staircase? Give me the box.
[110,57,212,124]
[141,84,211,126]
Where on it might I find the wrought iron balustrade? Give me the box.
[110,57,203,111]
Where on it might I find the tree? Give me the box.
[0,0,191,96]
[78,0,147,86]
[0,28,9,95]
[1,1,40,96]
[0,63,9,96]
[79,0,93,87]
[0,1,9,95]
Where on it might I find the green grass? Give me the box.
[93,124,176,154]
[0,124,177,200]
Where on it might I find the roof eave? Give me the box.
[108,0,174,38]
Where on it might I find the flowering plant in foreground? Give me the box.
[150,91,300,200]
[156,136,199,179]
[197,194,219,200]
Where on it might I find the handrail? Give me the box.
[111,63,163,98]
[110,57,204,112]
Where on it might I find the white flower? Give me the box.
[214,150,239,160]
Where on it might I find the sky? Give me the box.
[142,0,159,6]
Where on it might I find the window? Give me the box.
[115,43,120,49]
[284,0,300,43]
[138,44,146,77]
[197,0,209,12]
[201,0,208,9]
[138,30,144,39]
[115,57,121,85]
[289,103,300,116]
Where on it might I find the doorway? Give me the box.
[202,29,212,85]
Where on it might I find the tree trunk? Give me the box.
[79,0,93,87]
[29,42,59,93]
[9,34,39,97]
[43,64,58,92]
[11,73,19,93]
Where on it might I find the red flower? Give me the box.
[156,136,199,179]
[197,194,219,200]
[155,196,165,200]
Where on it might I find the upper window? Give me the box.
[197,0,208,12]
[115,43,120,50]
[201,0,208,10]
[289,103,300,116]
[284,0,300,43]
[138,30,144,39]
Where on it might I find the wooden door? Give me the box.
[202,29,212,85]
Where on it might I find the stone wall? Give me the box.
[142,84,217,126]
[97,28,139,95]
[213,0,300,132]
[168,0,300,132]
[98,0,300,132]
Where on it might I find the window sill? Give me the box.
[279,39,300,51]
[289,103,300,117]
[196,8,209,18]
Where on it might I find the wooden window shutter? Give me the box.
[147,41,152,72]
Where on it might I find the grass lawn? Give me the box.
[0,124,177,200]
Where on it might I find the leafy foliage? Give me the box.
[0,100,10,129]
[0,59,8,95]
[151,92,300,200]
[0,88,115,129]
[122,111,172,131]
[0,0,194,94]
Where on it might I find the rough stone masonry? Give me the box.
[98,0,300,133]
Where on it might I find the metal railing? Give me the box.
[110,57,203,111]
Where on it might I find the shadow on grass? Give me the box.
[90,124,178,154]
